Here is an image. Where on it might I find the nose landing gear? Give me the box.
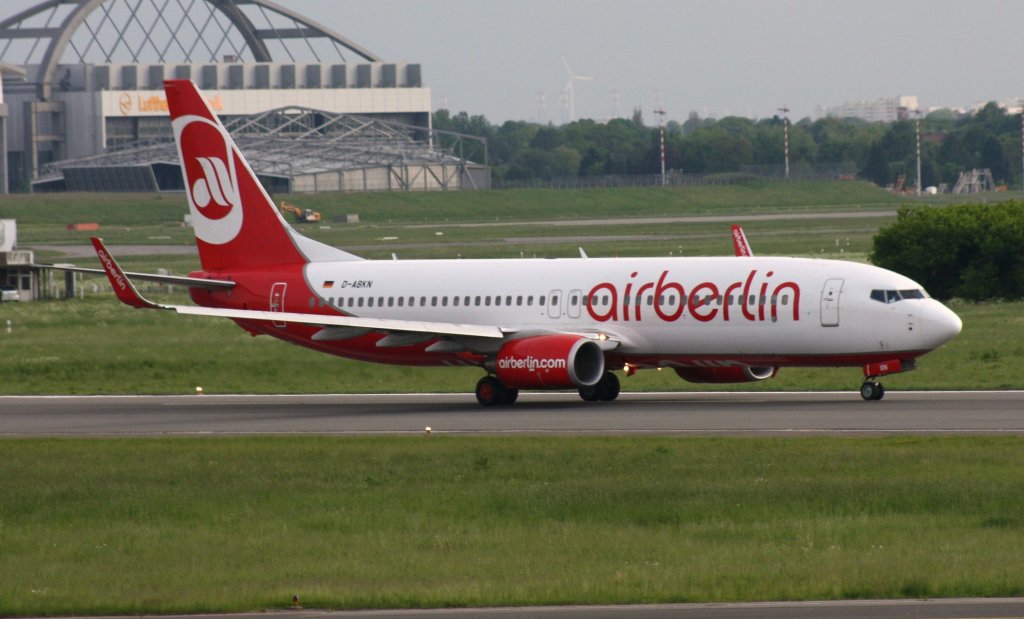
[860,380,885,401]
[860,359,916,401]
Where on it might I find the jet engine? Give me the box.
[495,335,605,389]
[674,365,778,383]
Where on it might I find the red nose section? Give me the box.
[164,79,306,271]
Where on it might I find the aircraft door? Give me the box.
[820,278,844,327]
[567,289,583,319]
[270,282,287,327]
[547,289,563,319]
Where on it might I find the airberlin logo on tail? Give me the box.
[173,115,243,245]
[192,156,238,211]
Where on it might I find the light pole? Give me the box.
[778,106,790,179]
[915,109,922,196]
[655,107,667,186]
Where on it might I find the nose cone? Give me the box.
[922,300,962,349]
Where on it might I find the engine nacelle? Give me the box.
[495,335,605,389]
[674,365,778,384]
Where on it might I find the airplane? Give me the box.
[78,79,961,404]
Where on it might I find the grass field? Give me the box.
[3,183,1021,616]
[2,180,906,229]
[2,436,1023,616]
[4,181,1020,394]
[0,295,1018,394]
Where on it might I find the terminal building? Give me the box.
[0,0,487,194]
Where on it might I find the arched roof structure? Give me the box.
[0,0,381,98]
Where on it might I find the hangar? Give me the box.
[0,0,488,193]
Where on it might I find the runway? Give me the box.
[2,391,1023,436]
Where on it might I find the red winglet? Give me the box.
[90,237,159,309]
[731,225,753,257]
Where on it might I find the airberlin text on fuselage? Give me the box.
[586,269,800,323]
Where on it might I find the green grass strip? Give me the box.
[2,436,1023,615]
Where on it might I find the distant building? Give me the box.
[825,96,920,123]
[0,0,487,193]
[0,62,27,193]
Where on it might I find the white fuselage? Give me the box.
[295,255,961,366]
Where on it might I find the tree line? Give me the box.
[433,103,1024,188]
[872,202,1024,301]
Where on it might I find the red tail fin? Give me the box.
[164,80,358,271]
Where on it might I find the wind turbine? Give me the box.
[561,54,593,123]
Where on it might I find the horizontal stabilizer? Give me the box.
[30,263,235,290]
[91,236,503,339]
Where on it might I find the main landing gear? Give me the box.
[578,372,621,402]
[860,380,885,401]
[475,376,518,406]
[474,371,622,406]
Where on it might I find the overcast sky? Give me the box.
[5,0,1024,124]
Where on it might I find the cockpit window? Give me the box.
[870,288,928,303]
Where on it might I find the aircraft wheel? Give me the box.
[860,381,884,401]
[597,372,621,401]
[502,387,519,405]
[578,385,601,402]
[476,376,503,406]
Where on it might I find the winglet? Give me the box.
[90,237,161,309]
[731,225,753,257]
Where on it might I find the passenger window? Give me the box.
[475,296,481,306]
[453,296,460,307]
[551,295,559,306]
[388,297,394,307]
[527,296,533,306]
[420,296,427,306]
[517,295,523,305]
[495,296,502,306]
[358,297,364,307]
[464,296,471,306]
[442,297,448,307]
[431,296,438,306]
[397,297,404,307]
[506,295,512,306]
[368,297,374,307]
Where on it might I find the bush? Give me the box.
[871,202,1024,300]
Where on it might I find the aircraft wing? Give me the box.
[90,237,503,340]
